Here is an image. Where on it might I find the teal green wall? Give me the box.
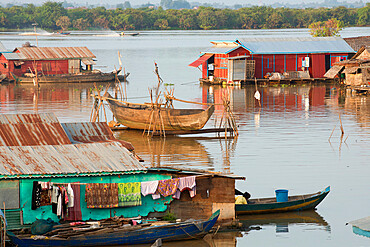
[20,174,172,224]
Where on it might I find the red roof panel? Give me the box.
[189,54,213,67]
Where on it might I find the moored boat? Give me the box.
[105,94,215,131]
[120,32,139,36]
[349,216,370,238]
[7,210,220,247]
[11,70,128,84]
[236,186,330,215]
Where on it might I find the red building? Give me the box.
[0,46,96,79]
[190,37,355,83]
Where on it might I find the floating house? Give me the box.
[0,113,243,229]
[189,37,355,83]
[0,46,96,80]
[325,46,370,88]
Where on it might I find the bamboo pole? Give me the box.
[2,202,5,247]
[339,112,344,135]
[328,126,336,142]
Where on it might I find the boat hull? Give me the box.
[236,186,330,215]
[11,72,126,84]
[107,99,215,131]
[7,210,220,247]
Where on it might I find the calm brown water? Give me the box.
[1,28,370,246]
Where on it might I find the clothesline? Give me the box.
[48,174,212,186]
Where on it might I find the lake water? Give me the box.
[0,27,370,246]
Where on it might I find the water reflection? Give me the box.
[201,83,370,128]
[0,83,116,122]
[115,130,213,170]
[125,231,241,247]
[238,210,330,234]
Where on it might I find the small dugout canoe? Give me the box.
[236,186,330,215]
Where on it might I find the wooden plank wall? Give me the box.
[169,177,235,220]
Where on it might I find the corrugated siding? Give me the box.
[0,113,71,146]
[214,54,228,79]
[311,54,326,78]
[238,37,355,54]
[3,210,22,230]
[15,47,96,60]
[0,142,146,177]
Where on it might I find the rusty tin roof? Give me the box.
[61,122,134,151]
[13,47,96,60]
[0,113,72,146]
[0,142,146,178]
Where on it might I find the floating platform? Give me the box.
[200,78,332,85]
[349,86,370,93]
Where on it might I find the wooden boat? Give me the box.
[105,94,215,131]
[7,210,220,246]
[349,216,370,238]
[236,186,330,215]
[120,32,139,36]
[10,70,129,84]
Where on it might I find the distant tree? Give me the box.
[309,18,343,37]
[123,1,132,9]
[171,0,190,9]
[56,16,71,30]
[154,18,169,29]
[233,4,242,10]
[160,0,172,9]
[356,3,369,26]
[197,7,218,30]
[36,2,67,29]
[73,18,90,30]
[94,16,109,29]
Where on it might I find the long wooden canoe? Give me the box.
[10,71,128,84]
[236,186,330,215]
[7,210,220,247]
[106,96,215,131]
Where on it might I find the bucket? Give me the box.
[275,189,289,202]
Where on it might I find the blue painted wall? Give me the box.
[20,173,172,224]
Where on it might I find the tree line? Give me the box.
[0,2,368,31]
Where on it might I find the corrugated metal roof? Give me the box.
[237,37,355,54]
[62,122,116,144]
[344,36,370,51]
[0,142,146,178]
[148,167,245,180]
[14,47,96,61]
[201,47,238,54]
[2,53,26,60]
[0,113,72,146]
[0,42,9,52]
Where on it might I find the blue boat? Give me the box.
[349,216,370,238]
[236,186,330,215]
[7,210,220,246]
